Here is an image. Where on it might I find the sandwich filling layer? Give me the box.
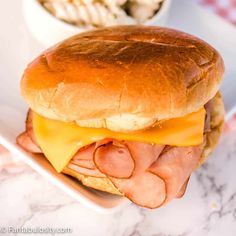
[33,108,205,172]
[17,107,208,208]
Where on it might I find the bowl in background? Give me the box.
[23,0,172,47]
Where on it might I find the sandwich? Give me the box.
[17,25,225,209]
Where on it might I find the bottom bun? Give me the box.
[198,92,224,167]
[63,167,122,195]
[62,93,224,195]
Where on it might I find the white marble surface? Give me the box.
[0,128,236,236]
[1,0,236,235]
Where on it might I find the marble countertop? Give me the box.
[1,128,236,236]
[1,0,236,235]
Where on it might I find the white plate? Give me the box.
[0,0,236,214]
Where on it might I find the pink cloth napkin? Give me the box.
[1,0,236,172]
[195,0,236,25]
[0,145,28,173]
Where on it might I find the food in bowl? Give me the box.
[17,25,225,209]
[39,0,164,27]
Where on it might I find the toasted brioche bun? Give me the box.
[62,93,224,195]
[21,26,224,132]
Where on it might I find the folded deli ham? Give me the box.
[17,110,205,208]
[71,141,202,208]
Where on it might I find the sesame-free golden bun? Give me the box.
[20,25,224,132]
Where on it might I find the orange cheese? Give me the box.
[33,108,206,172]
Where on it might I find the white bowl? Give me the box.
[23,0,172,47]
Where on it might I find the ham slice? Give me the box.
[70,144,96,169]
[94,142,201,208]
[94,140,135,178]
[111,172,166,208]
[149,146,202,204]
[100,142,167,208]
[67,163,106,177]
[176,178,190,198]
[16,132,41,153]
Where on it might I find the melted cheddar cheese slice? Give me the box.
[33,108,206,172]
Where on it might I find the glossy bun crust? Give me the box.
[21,25,224,131]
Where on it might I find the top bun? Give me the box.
[21,26,224,131]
